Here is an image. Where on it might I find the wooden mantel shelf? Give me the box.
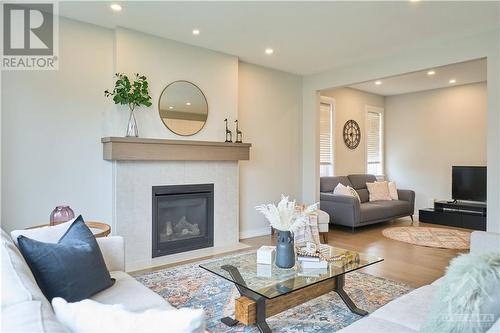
[101,137,251,161]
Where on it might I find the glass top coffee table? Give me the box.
[200,248,383,333]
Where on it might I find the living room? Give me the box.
[2,1,500,333]
[319,59,487,228]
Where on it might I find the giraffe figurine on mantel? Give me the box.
[224,118,233,143]
[235,120,243,143]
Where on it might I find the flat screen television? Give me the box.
[452,166,486,202]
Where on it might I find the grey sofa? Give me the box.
[320,174,415,230]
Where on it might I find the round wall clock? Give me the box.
[343,120,361,149]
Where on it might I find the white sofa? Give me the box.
[1,228,174,332]
[338,231,500,333]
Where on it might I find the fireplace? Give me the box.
[152,184,214,257]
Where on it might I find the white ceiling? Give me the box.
[58,1,499,75]
[346,58,487,96]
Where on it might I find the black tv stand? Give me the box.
[419,200,486,231]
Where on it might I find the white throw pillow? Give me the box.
[1,230,47,306]
[1,232,67,332]
[333,183,360,202]
[347,186,361,202]
[2,301,67,333]
[52,298,205,333]
[388,181,399,200]
[10,219,75,247]
[366,181,392,201]
[1,301,44,332]
[1,239,32,307]
[333,183,350,196]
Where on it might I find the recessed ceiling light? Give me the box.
[192,29,200,36]
[427,70,436,76]
[110,3,122,11]
[375,80,382,85]
[186,102,191,106]
[409,0,420,2]
[449,79,457,84]
[168,106,174,110]
[265,48,274,55]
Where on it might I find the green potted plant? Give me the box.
[105,73,152,137]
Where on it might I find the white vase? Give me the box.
[126,109,138,137]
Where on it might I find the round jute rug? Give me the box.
[382,226,470,249]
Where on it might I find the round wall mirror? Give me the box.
[158,81,208,136]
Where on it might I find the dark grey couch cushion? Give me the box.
[360,202,390,222]
[356,189,370,203]
[320,176,352,193]
[348,174,377,189]
[371,200,411,217]
[360,200,411,223]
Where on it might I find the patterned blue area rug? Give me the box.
[133,253,412,333]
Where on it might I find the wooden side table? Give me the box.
[27,221,111,238]
[84,222,111,238]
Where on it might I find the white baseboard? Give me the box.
[239,227,271,240]
[126,242,251,272]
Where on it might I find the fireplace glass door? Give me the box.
[152,184,214,257]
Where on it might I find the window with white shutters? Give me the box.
[366,107,383,176]
[320,101,334,176]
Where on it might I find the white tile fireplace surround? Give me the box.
[113,160,249,271]
[103,137,252,271]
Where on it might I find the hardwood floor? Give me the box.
[243,217,469,288]
[134,217,469,288]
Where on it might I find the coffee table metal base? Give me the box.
[221,265,367,333]
[221,265,272,332]
[334,274,369,316]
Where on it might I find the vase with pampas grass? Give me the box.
[256,195,318,268]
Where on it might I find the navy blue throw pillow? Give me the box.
[17,215,114,302]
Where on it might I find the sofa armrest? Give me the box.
[470,231,500,255]
[397,189,414,203]
[320,193,360,227]
[397,189,415,214]
[96,236,125,272]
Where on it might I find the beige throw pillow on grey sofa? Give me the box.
[388,181,399,200]
[366,181,392,201]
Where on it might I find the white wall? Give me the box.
[301,28,500,232]
[238,63,302,238]
[1,18,114,232]
[112,28,238,141]
[385,83,487,212]
[1,18,302,241]
[2,20,240,233]
[321,87,384,176]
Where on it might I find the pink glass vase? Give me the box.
[49,206,75,226]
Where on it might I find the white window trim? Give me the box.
[320,96,336,175]
[365,105,384,177]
